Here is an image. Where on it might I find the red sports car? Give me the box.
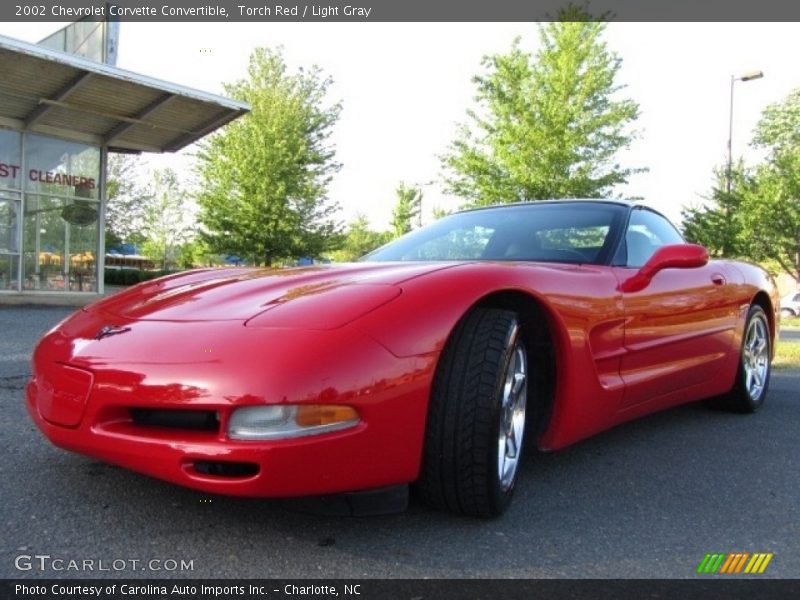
[27,200,778,517]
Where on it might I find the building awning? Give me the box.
[0,35,249,153]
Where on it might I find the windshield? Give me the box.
[363,202,627,265]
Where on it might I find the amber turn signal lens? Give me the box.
[295,405,359,427]
[228,404,359,440]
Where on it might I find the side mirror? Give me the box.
[620,244,709,293]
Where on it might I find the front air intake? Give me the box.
[130,408,219,432]
[192,460,259,478]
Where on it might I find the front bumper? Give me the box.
[27,317,435,497]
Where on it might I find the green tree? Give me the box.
[745,90,800,282]
[141,168,195,271]
[442,6,640,206]
[329,214,392,262]
[682,163,755,258]
[104,153,149,248]
[684,90,800,284]
[176,239,215,269]
[196,47,342,266]
[739,162,800,283]
[431,205,452,220]
[390,183,423,237]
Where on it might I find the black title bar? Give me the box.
[4,579,800,600]
[3,0,800,22]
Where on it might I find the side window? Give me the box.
[621,209,684,268]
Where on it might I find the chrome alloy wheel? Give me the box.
[743,314,769,401]
[497,334,528,492]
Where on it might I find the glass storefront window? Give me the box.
[0,195,18,253]
[0,253,19,291]
[0,128,101,293]
[23,196,98,292]
[0,191,21,291]
[24,134,100,200]
[0,128,22,190]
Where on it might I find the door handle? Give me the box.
[711,273,726,286]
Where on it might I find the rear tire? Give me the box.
[716,305,771,413]
[416,307,528,517]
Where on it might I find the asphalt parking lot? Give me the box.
[1,305,798,579]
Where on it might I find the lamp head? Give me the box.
[739,70,764,82]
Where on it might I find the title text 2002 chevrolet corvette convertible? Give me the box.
[27,200,778,516]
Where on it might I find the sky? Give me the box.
[1,21,798,229]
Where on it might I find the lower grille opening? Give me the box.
[193,460,259,478]
[130,408,219,432]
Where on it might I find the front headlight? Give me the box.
[227,405,360,440]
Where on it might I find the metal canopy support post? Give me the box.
[97,146,107,295]
[64,208,70,287]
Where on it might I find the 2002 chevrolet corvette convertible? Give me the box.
[28,200,778,517]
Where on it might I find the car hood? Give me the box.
[89,262,462,323]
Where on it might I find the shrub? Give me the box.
[104,269,171,286]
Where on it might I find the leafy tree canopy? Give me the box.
[329,214,391,262]
[140,168,195,271]
[196,47,342,266]
[684,89,800,283]
[441,5,641,206]
[104,153,150,248]
[390,183,423,237]
[682,163,754,259]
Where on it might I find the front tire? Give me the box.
[416,307,528,517]
[717,305,772,412]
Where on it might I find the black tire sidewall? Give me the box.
[487,318,526,514]
[416,307,531,517]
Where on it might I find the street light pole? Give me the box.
[726,70,764,195]
[726,75,735,195]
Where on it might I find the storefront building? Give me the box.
[0,33,248,299]
[1,129,102,292]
